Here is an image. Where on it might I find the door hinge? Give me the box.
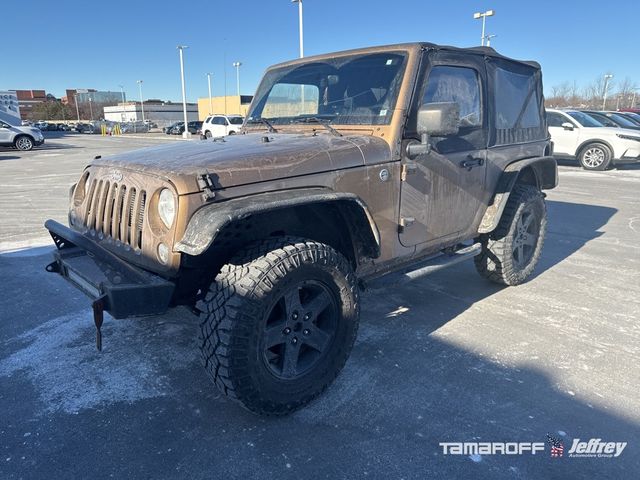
[401,163,417,181]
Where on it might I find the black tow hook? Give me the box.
[92,295,108,351]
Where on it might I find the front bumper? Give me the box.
[44,220,174,320]
[34,138,44,146]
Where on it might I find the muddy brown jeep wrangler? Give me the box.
[45,43,557,415]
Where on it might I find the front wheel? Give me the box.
[474,184,547,285]
[197,237,359,415]
[14,136,34,151]
[578,142,612,170]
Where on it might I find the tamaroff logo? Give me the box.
[439,442,545,456]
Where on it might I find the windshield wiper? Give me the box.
[291,117,342,137]
[246,117,277,133]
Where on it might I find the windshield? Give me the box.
[248,52,407,126]
[228,117,244,125]
[567,111,604,127]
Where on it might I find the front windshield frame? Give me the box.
[567,111,604,127]
[247,51,409,127]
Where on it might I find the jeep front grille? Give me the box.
[83,179,146,249]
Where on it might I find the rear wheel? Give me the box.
[197,237,359,415]
[205,130,212,138]
[578,142,612,170]
[474,184,547,285]
[14,136,34,151]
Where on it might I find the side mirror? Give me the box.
[407,102,460,158]
[417,102,460,137]
[561,122,575,131]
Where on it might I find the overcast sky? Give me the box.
[1,0,637,102]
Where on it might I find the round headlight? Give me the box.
[158,188,176,228]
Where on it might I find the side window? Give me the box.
[423,66,482,128]
[204,116,211,124]
[494,67,541,129]
[213,117,223,125]
[546,112,566,128]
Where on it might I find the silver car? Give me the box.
[0,121,45,151]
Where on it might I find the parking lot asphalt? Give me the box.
[1,132,639,479]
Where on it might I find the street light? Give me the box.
[473,9,495,46]
[118,84,126,121]
[137,80,145,124]
[88,94,93,121]
[485,34,497,47]
[602,74,614,110]
[206,73,213,114]
[177,45,191,139]
[232,62,242,99]
[291,0,304,58]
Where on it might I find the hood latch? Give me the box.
[197,173,217,201]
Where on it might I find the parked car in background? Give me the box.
[0,120,45,150]
[163,122,182,134]
[546,109,640,170]
[170,121,202,135]
[201,114,244,138]
[616,111,640,126]
[75,123,95,134]
[581,111,640,131]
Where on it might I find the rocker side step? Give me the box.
[366,243,481,290]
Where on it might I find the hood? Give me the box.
[92,132,391,194]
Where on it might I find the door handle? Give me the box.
[460,156,484,171]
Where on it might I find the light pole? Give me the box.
[485,34,497,47]
[118,84,126,121]
[88,94,93,121]
[473,9,495,46]
[206,73,213,114]
[232,61,242,101]
[632,89,638,109]
[137,80,145,124]
[74,93,80,121]
[291,0,304,58]
[602,74,613,110]
[177,45,191,139]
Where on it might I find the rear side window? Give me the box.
[423,66,482,128]
[495,68,541,129]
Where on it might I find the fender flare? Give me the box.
[175,188,381,257]
[478,156,557,234]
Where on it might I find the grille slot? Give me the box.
[82,178,146,249]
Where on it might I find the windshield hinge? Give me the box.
[197,173,217,201]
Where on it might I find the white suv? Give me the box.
[546,109,640,170]
[201,114,244,138]
[0,120,45,151]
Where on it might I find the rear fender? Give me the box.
[478,156,557,234]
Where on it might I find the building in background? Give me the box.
[103,101,198,127]
[197,95,253,121]
[62,89,122,106]
[10,90,48,119]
